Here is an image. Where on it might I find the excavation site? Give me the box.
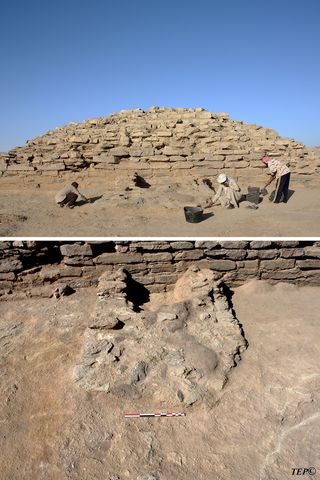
[1,108,320,237]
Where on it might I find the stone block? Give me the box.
[200,259,236,271]
[149,263,176,274]
[0,272,15,280]
[94,253,143,264]
[296,259,320,269]
[254,249,279,259]
[173,250,204,261]
[304,246,320,258]
[260,259,295,270]
[163,146,189,156]
[0,258,23,273]
[60,243,93,257]
[280,248,305,258]
[243,260,259,270]
[249,241,273,249]
[7,165,35,171]
[92,154,119,164]
[154,273,179,284]
[143,252,173,262]
[204,249,227,258]
[195,241,220,249]
[170,241,194,250]
[219,241,249,249]
[131,241,170,251]
[37,163,65,171]
[225,249,247,260]
[261,268,303,280]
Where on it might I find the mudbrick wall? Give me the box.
[1,108,319,184]
[1,240,320,299]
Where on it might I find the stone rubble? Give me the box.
[74,266,247,407]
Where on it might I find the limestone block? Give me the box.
[296,259,320,269]
[195,241,220,249]
[204,155,225,161]
[60,243,93,257]
[304,246,320,258]
[0,258,23,273]
[108,147,129,157]
[69,136,89,144]
[220,241,249,249]
[37,163,65,171]
[250,241,273,249]
[92,154,119,164]
[0,161,7,171]
[163,147,189,156]
[173,250,204,261]
[253,249,279,259]
[7,165,35,171]
[243,260,259,270]
[131,241,170,250]
[225,250,247,260]
[280,248,305,258]
[200,259,236,271]
[94,252,143,264]
[170,241,194,250]
[261,268,303,280]
[143,252,173,262]
[260,259,295,270]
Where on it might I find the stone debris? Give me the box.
[74,266,247,407]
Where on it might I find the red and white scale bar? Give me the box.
[124,412,186,418]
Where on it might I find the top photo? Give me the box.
[0,1,319,238]
[1,107,319,237]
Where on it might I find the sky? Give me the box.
[0,0,319,152]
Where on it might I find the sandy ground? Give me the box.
[1,176,320,237]
[0,281,319,480]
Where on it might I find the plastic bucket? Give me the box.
[246,186,260,204]
[184,206,203,223]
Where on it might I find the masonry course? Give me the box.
[1,241,320,299]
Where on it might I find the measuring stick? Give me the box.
[124,412,186,418]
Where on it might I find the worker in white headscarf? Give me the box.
[210,173,242,209]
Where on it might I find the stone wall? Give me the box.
[1,240,320,299]
[1,108,319,185]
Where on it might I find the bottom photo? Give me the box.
[0,240,319,480]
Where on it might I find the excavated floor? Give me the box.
[0,280,319,480]
[0,177,320,236]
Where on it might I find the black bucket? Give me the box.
[246,186,260,204]
[184,206,203,223]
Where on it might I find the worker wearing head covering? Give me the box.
[55,182,89,209]
[261,154,291,203]
[210,173,242,209]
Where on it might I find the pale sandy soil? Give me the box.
[0,281,319,480]
[0,176,319,237]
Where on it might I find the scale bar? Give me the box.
[124,412,186,418]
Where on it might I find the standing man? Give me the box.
[55,182,89,209]
[261,155,291,203]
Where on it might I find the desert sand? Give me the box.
[0,280,319,480]
[0,176,320,237]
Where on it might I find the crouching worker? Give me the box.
[260,155,291,203]
[55,182,89,209]
[209,173,242,209]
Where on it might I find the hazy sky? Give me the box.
[0,0,319,151]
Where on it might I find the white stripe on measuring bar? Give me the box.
[124,412,186,418]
